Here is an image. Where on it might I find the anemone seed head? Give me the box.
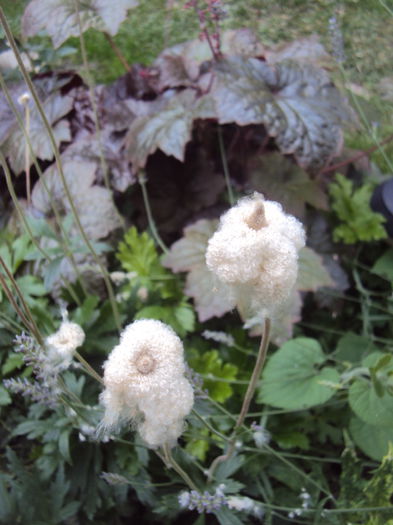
[205,193,306,317]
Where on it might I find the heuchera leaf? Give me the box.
[4,93,73,175]
[22,0,139,48]
[31,158,121,239]
[258,337,339,410]
[125,89,216,168]
[297,247,334,291]
[208,57,350,170]
[162,219,235,322]
[248,152,328,218]
[265,35,331,67]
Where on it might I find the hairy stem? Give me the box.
[162,443,198,491]
[207,318,271,481]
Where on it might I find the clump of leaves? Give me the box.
[330,174,387,244]
[188,348,238,403]
[116,226,195,337]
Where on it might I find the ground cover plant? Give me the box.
[1,1,393,524]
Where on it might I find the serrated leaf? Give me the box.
[265,35,331,67]
[22,0,139,48]
[209,57,349,170]
[135,304,194,338]
[330,174,387,243]
[154,28,265,90]
[297,246,334,291]
[4,93,73,175]
[32,158,121,240]
[163,219,235,321]
[125,89,216,168]
[258,337,339,410]
[248,152,328,217]
[117,226,161,276]
[189,349,238,403]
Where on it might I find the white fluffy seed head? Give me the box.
[205,194,305,316]
[103,319,186,396]
[46,321,85,360]
[100,319,194,447]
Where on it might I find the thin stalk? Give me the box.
[217,126,234,206]
[0,152,47,260]
[0,256,44,346]
[0,8,121,332]
[0,273,34,335]
[73,0,110,190]
[1,151,84,306]
[138,172,169,254]
[191,408,229,442]
[103,32,131,72]
[74,351,104,385]
[0,72,90,296]
[207,318,271,481]
[20,95,32,205]
[0,310,24,332]
[162,443,199,491]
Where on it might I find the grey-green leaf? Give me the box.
[22,0,139,48]
[210,57,351,170]
[258,337,339,410]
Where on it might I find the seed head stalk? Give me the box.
[208,317,271,481]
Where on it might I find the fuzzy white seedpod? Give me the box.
[206,194,305,316]
[100,319,194,447]
[45,321,85,366]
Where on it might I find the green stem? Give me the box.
[191,408,229,442]
[207,318,271,481]
[0,74,90,296]
[138,172,169,254]
[162,443,198,491]
[0,8,121,332]
[0,256,44,346]
[217,126,235,206]
[74,351,104,385]
[73,0,110,190]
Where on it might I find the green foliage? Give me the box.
[188,349,238,403]
[348,352,393,427]
[372,248,393,283]
[330,174,387,244]
[2,1,393,523]
[258,338,339,410]
[116,226,194,336]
